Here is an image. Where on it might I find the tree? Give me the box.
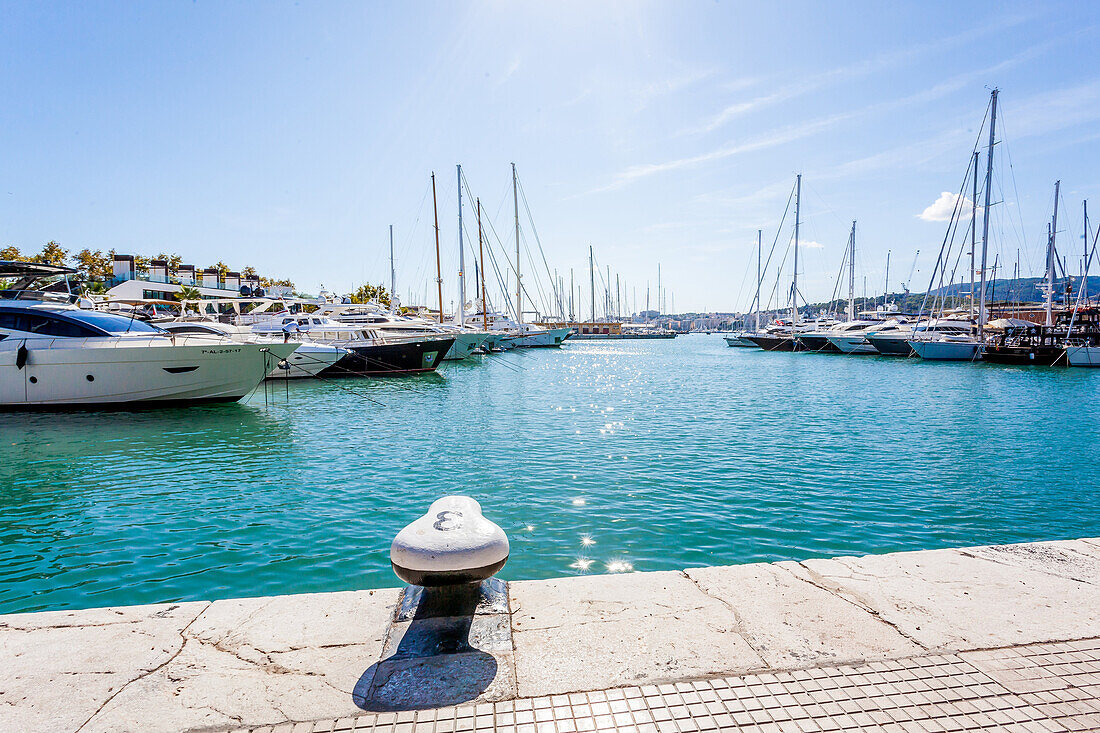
[177,285,202,302]
[0,245,24,261]
[209,261,230,279]
[33,241,69,267]
[73,249,114,280]
[156,252,183,270]
[349,283,390,306]
[242,266,257,279]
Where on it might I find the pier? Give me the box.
[4,538,1100,732]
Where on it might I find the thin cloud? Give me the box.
[686,11,1037,136]
[801,240,825,249]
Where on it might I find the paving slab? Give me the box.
[799,546,1100,650]
[685,560,924,667]
[0,601,208,733]
[78,589,399,733]
[509,570,766,696]
[962,537,1100,585]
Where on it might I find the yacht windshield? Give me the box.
[63,310,166,334]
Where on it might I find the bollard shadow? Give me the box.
[352,582,505,712]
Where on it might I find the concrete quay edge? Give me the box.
[1,537,1099,732]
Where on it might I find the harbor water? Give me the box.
[2,335,1098,614]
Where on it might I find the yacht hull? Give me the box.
[0,338,296,408]
[746,334,799,351]
[512,327,571,348]
[866,334,915,356]
[1066,345,1100,367]
[321,338,453,377]
[443,332,490,360]
[909,340,981,361]
[826,335,877,354]
[267,343,343,379]
[724,334,758,347]
[982,345,1067,366]
[796,334,841,352]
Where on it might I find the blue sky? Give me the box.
[2,1,1099,313]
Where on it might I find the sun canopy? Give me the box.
[0,260,78,278]
[985,318,1035,330]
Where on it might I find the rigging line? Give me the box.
[916,103,989,324]
[993,105,1038,277]
[1065,215,1100,339]
[516,175,564,316]
[755,182,797,315]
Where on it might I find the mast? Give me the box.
[645,282,650,324]
[477,198,488,331]
[756,229,762,332]
[1046,179,1060,326]
[606,265,611,320]
[615,274,620,322]
[569,269,574,321]
[1084,200,1089,306]
[389,224,396,314]
[978,89,997,340]
[793,174,801,324]
[883,250,890,310]
[512,163,522,323]
[847,221,856,321]
[457,164,465,326]
[431,172,443,324]
[970,151,978,320]
[589,245,595,322]
[657,263,661,315]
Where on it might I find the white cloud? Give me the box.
[919,192,977,222]
[801,240,825,249]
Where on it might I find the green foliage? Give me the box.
[349,283,390,305]
[0,245,24,261]
[33,241,69,267]
[73,249,114,280]
[177,285,202,302]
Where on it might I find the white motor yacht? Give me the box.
[826,319,902,354]
[250,313,453,376]
[319,307,489,361]
[158,320,343,378]
[0,264,296,407]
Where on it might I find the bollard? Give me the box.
[390,496,509,587]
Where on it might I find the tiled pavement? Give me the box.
[233,637,1100,733]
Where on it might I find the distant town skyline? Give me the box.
[2,1,1099,313]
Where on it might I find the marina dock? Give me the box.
[5,537,1099,732]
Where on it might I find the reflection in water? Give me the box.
[2,338,1100,614]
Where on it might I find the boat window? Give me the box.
[25,313,102,337]
[60,309,165,334]
[312,319,322,325]
[166,324,222,335]
[282,317,294,324]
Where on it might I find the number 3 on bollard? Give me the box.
[433,511,463,531]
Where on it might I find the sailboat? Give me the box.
[910,90,997,362]
[747,174,818,351]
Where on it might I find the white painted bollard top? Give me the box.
[390,496,509,586]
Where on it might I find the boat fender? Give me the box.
[16,342,28,370]
[390,495,509,586]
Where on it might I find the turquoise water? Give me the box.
[2,336,1098,614]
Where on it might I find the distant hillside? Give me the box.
[805,275,1099,314]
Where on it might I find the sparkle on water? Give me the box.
[2,336,1099,614]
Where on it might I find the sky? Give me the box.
[2,1,1099,314]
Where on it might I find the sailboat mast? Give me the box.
[883,251,890,310]
[477,198,488,331]
[657,263,661,315]
[793,174,801,324]
[569,269,574,321]
[848,221,856,321]
[431,172,443,324]
[970,151,978,320]
[589,245,595,322]
[457,164,465,326]
[512,163,522,324]
[1084,200,1089,305]
[756,229,762,332]
[1047,180,1061,326]
[389,224,396,315]
[615,274,620,322]
[978,89,998,340]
